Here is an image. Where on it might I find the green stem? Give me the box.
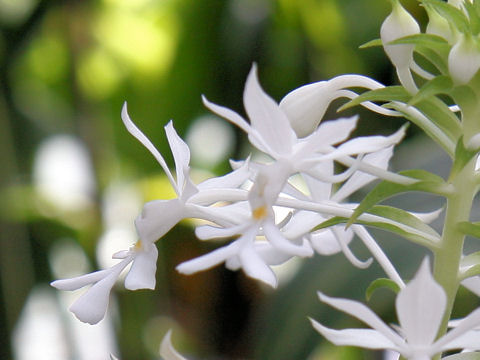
[432,157,477,360]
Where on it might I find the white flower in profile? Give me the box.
[50,238,158,324]
[311,258,480,359]
[380,0,421,94]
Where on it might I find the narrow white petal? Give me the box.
[254,241,294,265]
[434,309,480,352]
[264,220,313,257]
[165,121,191,192]
[321,126,406,160]
[195,223,245,240]
[244,64,297,156]
[317,292,405,347]
[302,162,333,201]
[439,330,480,352]
[51,269,111,291]
[121,103,177,191]
[239,245,278,287]
[310,318,399,349]
[396,258,446,346]
[124,243,158,290]
[198,161,250,190]
[332,226,372,269]
[332,147,393,202]
[176,241,242,274]
[298,116,359,155]
[160,330,188,360]
[202,95,251,134]
[310,227,353,256]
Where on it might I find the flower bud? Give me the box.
[380,0,420,68]
[448,34,480,84]
[425,5,454,44]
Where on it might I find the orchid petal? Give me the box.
[121,103,177,192]
[124,243,158,290]
[264,220,313,257]
[195,223,246,240]
[135,199,185,243]
[332,226,372,269]
[176,240,242,275]
[310,319,399,349]
[160,330,188,360]
[396,258,446,346]
[202,95,251,134]
[333,147,393,202]
[244,64,297,157]
[297,116,359,156]
[50,269,110,291]
[164,121,191,194]
[198,160,250,190]
[69,260,130,324]
[302,163,333,202]
[310,227,353,256]
[239,245,278,287]
[321,126,406,161]
[279,81,332,137]
[317,292,405,347]
[434,309,480,352]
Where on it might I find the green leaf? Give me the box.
[408,75,453,106]
[347,169,449,227]
[365,278,401,301]
[450,136,478,179]
[315,205,441,249]
[387,101,456,156]
[421,0,470,34]
[464,1,480,35]
[388,33,449,48]
[414,45,449,75]
[458,221,480,239]
[359,38,382,49]
[413,97,461,142]
[338,86,411,112]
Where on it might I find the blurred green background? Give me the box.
[0,0,455,359]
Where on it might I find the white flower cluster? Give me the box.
[52,65,408,324]
[51,0,480,359]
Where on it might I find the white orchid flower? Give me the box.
[203,64,407,186]
[177,166,313,288]
[279,74,401,137]
[50,239,158,324]
[121,104,252,243]
[311,259,480,359]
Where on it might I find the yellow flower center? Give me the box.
[252,205,268,220]
[134,240,143,250]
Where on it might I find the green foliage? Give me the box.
[347,169,449,227]
[450,136,478,180]
[316,205,441,249]
[365,278,400,301]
